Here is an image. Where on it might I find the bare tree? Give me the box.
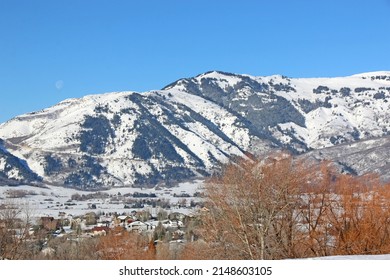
[96,227,155,260]
[197,153,311,259]
[0,199,34,259]
[327,175,390,255]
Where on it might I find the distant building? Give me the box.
[40,217,59,231]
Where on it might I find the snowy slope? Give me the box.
[0,71,389,188]
[0,89,273,189]
[303,135,390,182]
[165,70,390,152]
[0,138,41,185]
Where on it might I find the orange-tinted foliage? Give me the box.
[182,153,390,259]
[96,227,155,260]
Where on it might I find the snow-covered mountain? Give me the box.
[0,71,389,189]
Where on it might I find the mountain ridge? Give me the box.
[1,70,389,189]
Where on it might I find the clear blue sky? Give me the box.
[1,0,390,123]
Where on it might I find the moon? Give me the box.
[55,80,64,90]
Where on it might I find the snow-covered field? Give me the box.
[0,180,204,220]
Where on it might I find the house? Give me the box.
[115,215,133,227]
[127,221,151,232]
[168,212,186,222]
[40,216,59,231]
[92,226,110,236]
[161,219,179,229]
[98,214,113,225]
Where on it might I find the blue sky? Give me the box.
[1,0,390,123]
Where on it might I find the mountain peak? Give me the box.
[195,70,242,78]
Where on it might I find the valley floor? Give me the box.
[0,180,204,218]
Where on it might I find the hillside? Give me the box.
[0,138,41,185]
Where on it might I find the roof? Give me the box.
[117,215,128,220]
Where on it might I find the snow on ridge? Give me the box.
[79,90,136,103]
[351,70,390,77]
[194,71,243,90]
[186,69,390,85]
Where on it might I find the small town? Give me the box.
[0,180,207,260]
